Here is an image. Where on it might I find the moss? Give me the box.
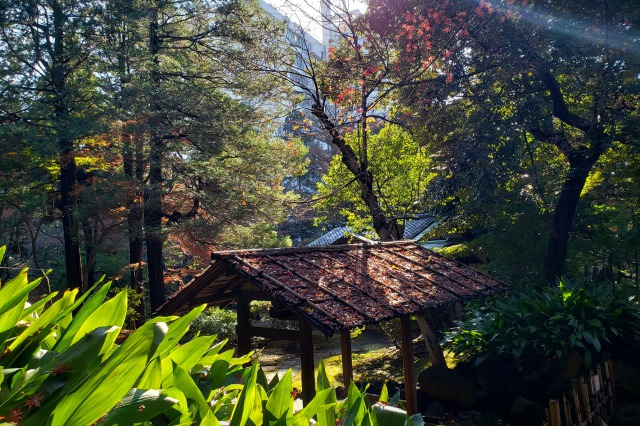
[291,347,441,390]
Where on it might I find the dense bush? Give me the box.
[444,280,640,366]
[190,307,238,341]
[0,247,422,425]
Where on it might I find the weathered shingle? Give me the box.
[156,241,507,335]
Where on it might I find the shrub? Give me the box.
[190,306,237,341]
[443,279,640,366]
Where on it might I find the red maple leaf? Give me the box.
[24,392,43,409]
[4,408,23,423]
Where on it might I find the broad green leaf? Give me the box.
[297,388,335,421]
[21,292,58,320]
[0,245,5,265]
[406,413,425,426]
[198,339,228,363]
[257,366,269,391]
[342,395,365,426]
[268,372,280,390]
[315,361,337,426]
[379,383,389,403]
[137,357,163,389]
[0,294,29,350]
[54,282,112,352]
[49,320,164,426]
[373,404,411,426]
[201,408,222,426]
[265,369,293,420]
[160,335,216,387]
[0,269,38,316]
[68,288,126,347]
[101,388,180,424]
[153,305,206,360]
[204,349,235,390]
[162,387,189,415]
[172,362,211,420]
[7,289,77,361]
[316,360,331,392]
[229,361,260,426]
[13,327,116,403]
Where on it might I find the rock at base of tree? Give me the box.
[418,366,477,406]
[560,350,582,381]
[424,400,446,419]
[616,404,640,426]
[509,396,544,424]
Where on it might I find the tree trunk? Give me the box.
[310,102,445,365]
[416,315,447,367]
[124,132,146,321]
[544,154,598,282]
[146,11,166,312]
[311,103,402,240]
[82,219,96,291]
[52,1,83,290]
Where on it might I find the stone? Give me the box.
[560,350,582,381]
[424,400,446,419]
[616,404,640,426]
[509,396,544,424]
[418,366,477,407]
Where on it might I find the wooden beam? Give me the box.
[340,329,353,388]
[400,316,418,415]
[299,317,316,406]
[236,294,251,356]
[249,325,300,341]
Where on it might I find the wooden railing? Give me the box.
[544,354,616,426]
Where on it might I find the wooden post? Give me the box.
[549,399,562,426]
[299,317,316,406]
[581,375,592,423]
[604,353,616,412]
[341,329,353,388]
[236,295,251,356]
[572,379,584,424]
[400,316,418,415]
[563,393,572,425]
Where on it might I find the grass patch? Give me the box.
[291,347,434,390]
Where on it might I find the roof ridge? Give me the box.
[211,240,418,259]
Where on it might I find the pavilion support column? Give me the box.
[400,316,418,416]
[236,295,251,356]
[299,317,316,406]
[340,329,353,388]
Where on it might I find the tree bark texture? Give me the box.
[544,153,599,281]
[52,1,83,290]
[146,12,166,311]
[123,132,147,321]
[311,103,403,240]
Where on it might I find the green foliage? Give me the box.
[190,307,238,342]
[0,248,429,424]
[444,280,640,366]
[316,124,434,232]
[0,249,250,424]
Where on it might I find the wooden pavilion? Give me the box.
[156,241,507,414]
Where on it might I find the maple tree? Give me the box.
[392,0,640,282]
[275,0,496,242]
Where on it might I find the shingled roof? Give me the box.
[156,241,507,336]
